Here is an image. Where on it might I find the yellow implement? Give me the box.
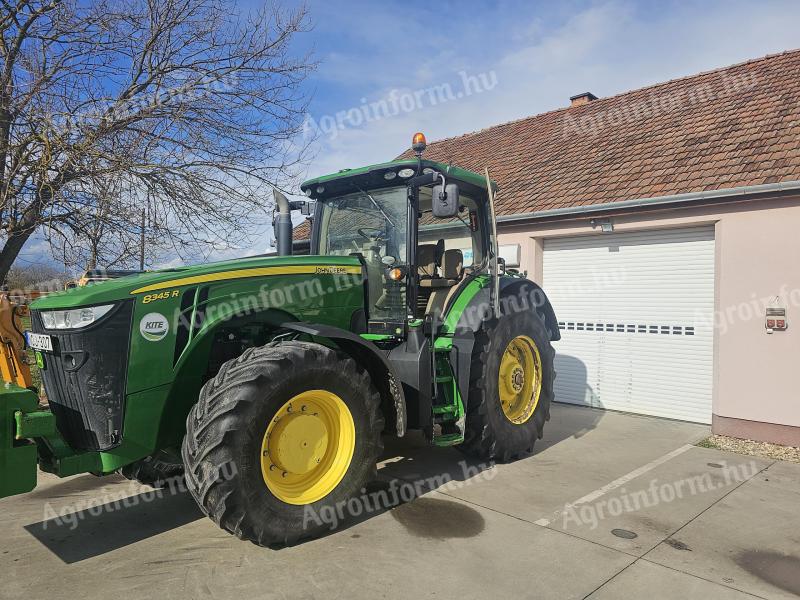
[0,292,42,389]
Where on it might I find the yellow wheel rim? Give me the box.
[498,335,543,424]
[260,390,355,505]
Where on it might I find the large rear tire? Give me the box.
[457,307,555,462]
[182,341,383,546]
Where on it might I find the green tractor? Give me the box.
[4,134,559,545]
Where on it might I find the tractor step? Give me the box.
[431,427,464,447]
[436,433,464,445]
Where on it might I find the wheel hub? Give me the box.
[498,335,543,425]
[511,367,525,393]
[268,414,329,475]
[260,391,355,505]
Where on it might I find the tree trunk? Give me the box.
[0,227,36,285]
[86,242,98,271]
[0,188,55,284]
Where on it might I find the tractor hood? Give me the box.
[31,254,363,310]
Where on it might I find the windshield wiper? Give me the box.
[357,186,395,227]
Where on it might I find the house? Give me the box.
[298,49,800,445]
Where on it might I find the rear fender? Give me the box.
[498,278,561,341]
[443,276,560,411]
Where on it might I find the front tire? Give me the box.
[118,449,184,489]
[458,307,555,462]
[182,341,383,546]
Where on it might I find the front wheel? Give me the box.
[457,308,555,462]
[182,341,384,546]
[118,449,184,489]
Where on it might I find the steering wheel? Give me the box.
[357,227,387,241]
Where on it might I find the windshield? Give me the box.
[318,186,409,321]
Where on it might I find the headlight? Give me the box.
[40,304,115,330]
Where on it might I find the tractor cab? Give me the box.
[300,134,497,339]
[298,133,522,444]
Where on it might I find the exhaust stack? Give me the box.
[273,188,293,256]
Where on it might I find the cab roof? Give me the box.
[300,159,497,201]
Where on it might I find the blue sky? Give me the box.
[21,0,800,269]
[291,0,800,179]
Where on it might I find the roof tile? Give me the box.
[395,49,800,215]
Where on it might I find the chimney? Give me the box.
[570,92,598,107]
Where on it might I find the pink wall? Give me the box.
[498,195,800,437]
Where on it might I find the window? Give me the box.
[318,187,409,320]
[417,188,484,269]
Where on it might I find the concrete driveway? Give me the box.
[3,403,799,600]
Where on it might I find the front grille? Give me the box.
[31,301,133,451]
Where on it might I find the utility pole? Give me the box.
[139,208,145,270]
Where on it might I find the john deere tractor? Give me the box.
[3,134,559,545]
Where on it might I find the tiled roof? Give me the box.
[397,49,800,216]
[295,49,800,241]
[292,218,312,240]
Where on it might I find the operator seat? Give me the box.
[416,240,445,316]
[425,249,464,318]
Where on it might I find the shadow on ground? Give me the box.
[24,486,202,564]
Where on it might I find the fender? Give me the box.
[442,275,560,408]
[280,322,407,437]
[499,278,561,341]
[442,276,559,341]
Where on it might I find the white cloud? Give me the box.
[301,0,800,185]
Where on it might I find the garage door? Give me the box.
[543,226,714,423]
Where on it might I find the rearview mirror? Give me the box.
[301,201,316,216]
[431,183,459,219]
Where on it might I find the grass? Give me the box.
[697,434,800,464]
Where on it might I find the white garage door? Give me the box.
[543,226,714,423]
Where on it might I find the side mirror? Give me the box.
[432,183,459,219]
[497,257,506,275]
[300,201,316,216]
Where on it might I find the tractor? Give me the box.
[2,133,559,546]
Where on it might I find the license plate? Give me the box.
[26,332,53,353]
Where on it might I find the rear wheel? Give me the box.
[182,341,383,546]
[457,307,555,462]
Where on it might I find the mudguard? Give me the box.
[280,322,407,437]
[498,278,561,341]
[443,275,560,412]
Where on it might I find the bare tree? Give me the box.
[51,178,145,270]
[0,0,313,281]
[4,262,67,291]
